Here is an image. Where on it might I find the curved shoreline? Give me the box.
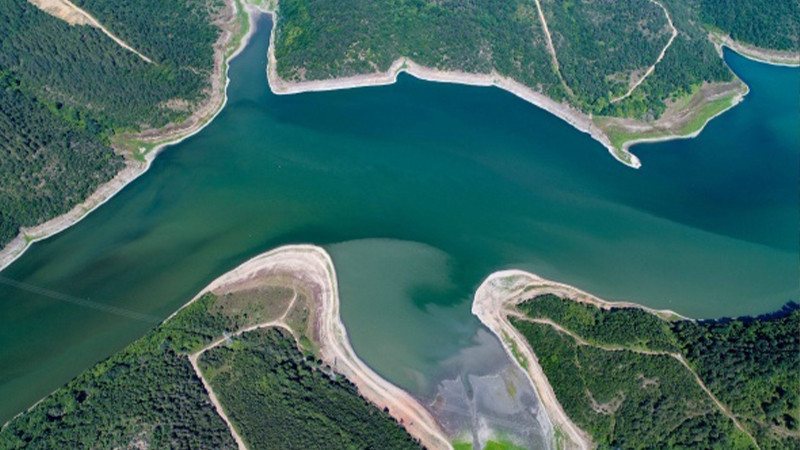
[619,80,749,154]
[471,269,778,448]
[0,0,255,273]
[169,244,452,450]
[262,8,635,169]
[472,269,691,450]
[3,2,795,274]
[711,33,800,67]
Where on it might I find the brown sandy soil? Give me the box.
[473,269,761,449]
[170,245,452,450]
[27,0,152,63]
[28,0,91,24]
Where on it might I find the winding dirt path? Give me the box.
[531,0,574,98]
[187,321,291,450]
[610,0,677,103]
[171,245,451,450]
[0,0,248,273]
[475,270,760,449]
[28,0,153,63]
[473,271,592,450]
[186,291,299,450]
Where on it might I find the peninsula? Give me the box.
[1,0,798,275]
[0,2,797,449]
[0,245,451,449]
[474,270,799,449]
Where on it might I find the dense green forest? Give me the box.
[674,307,800,449]
[72,0,224,70]
[599,0,734,119]
[0,292,420,449]
[0,0,224,249]
[540,0,673,112]
[0,295,236,449]
[697,0,800,51]
[1,1,215,130]
[275,0,564,99]
[517,294,678,351]
[273,0,796,119]
[0,72,123,245]
[512,318,750,448]
[514,294,799,449]
[199,328,423,450]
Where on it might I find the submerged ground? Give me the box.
[0,16,797,425]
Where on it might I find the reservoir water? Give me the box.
[0,15,797,428]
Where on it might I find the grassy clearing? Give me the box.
[502,331,528,370]
[598,85,741,152]
[484,440,528,450]
[213,284,294,324]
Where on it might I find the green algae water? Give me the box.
[0,16,797,424]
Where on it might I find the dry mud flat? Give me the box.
[472,269,762,449]
[473,271,596,450]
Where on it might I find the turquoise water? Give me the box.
[0,16,797,423]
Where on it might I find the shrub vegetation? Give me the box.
[0,292,421,449]
[514,294,799,449]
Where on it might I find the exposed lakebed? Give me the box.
[0,15,797,444]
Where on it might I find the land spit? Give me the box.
[171,245,452,450]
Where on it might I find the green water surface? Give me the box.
[0,16,797,422]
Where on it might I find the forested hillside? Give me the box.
[513,318,749,448]
[199,328,423,450]
[540,0,673,112]
[0,0,225,249]
[600,0,734,119]
[674,306,800,449]
[0,72,123,245]
[0,295,238,449]
[1,1,216,129]
[273,0,796,122]
[697,0,800,52]
[71,0,224,70]
[513,295,799,449]
[0,291,420,449]
[275,0,564,99]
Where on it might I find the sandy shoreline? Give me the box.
[3,2,791,272]
[0,0,256,273]
[472,269,691,450]
[263,8,636,170]
[712,33,800,67]
[4,244,453,448]
[471,269,769,448]
[170,245,452,450]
